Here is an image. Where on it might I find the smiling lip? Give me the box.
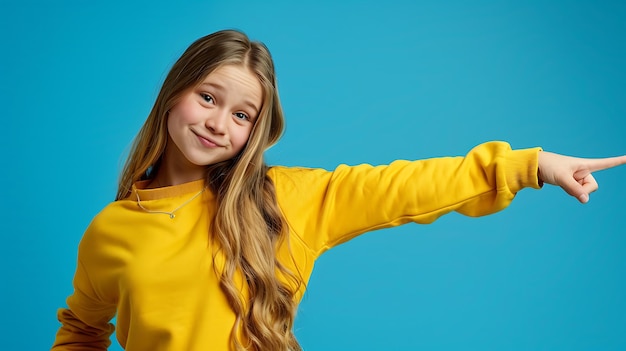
[194,132,222,148]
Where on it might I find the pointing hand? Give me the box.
[538,151,626,204]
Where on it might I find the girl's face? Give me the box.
[163,64,263,182]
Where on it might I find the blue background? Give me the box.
[2,1,626,350]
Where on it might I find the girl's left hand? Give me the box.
[538,151,626,204]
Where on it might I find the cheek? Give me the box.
[231,127,253,151]
[168,98,199,125]
[166,112,182,139]
[167,104,198,139]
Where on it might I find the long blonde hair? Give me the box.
[117,30,302,351]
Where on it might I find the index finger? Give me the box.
[585,155,626,172]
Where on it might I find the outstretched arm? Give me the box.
[271,142,543,255]
[538,151,626,204]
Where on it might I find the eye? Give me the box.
[200,93,214,104]
[234,112,250,121]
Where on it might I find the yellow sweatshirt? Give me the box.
[52,142,542,350]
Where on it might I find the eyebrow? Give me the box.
[199,82,260,116]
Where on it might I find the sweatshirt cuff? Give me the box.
[504,147,543,193]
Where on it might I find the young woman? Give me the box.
[51,29,626,351]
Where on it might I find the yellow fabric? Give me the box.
[52,141,542,350]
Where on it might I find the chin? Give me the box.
[195,157,233,167]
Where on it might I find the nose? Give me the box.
[205,108,228,135]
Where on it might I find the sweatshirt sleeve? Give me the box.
[268,141,542,257]
[51,245,116,349]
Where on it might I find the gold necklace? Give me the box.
[135,187,206,219]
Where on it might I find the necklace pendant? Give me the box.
[136,187,205,219]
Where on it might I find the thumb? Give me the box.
[559,176,590,204]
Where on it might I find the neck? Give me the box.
[149,171,205,188]
[149,141,206,188]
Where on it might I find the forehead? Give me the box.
[202,65,263,99]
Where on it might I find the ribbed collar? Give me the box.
[130,179,208,201]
